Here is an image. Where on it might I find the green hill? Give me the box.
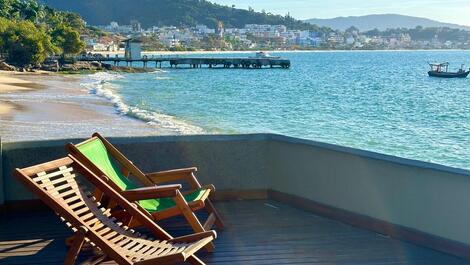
[40,0,326,31]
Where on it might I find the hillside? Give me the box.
[305,14,470,31]
[40,0,324,31]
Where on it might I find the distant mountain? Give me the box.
[39,0,323,31]
[305,14,470,31]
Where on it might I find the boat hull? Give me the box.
[428,71,470,78]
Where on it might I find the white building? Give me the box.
[195,25,215,35]
[244,24,287,39]
[124,38,142,60]
[346,36,355,45]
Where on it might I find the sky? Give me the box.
[209,0,470,26]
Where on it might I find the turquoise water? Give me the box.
[86,51,470,169]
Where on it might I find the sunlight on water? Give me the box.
[86,50,470,169]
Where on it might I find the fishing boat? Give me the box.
[428,62,470,78]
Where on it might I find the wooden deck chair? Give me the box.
[66,133,224,252]
[14,155,216,265]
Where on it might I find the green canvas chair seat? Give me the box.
[76,138,209,212]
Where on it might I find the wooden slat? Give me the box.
[21,157,74,176]
[32,167,74,182]
[2,201,469,265]
[15,156,216,264]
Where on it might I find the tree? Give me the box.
[60,12,85,30]
[0,0,91,60]
[0,0,15,18]
[345,26,359,33]
[51,26,85,55]
[0,18,58,66]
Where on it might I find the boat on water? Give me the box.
[251,51,280,59]
[428,62,470,78]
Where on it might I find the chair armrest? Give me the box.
[146,167,202,189]
[121,184,182,201]
[147,167,197,178]
[168,230,217,243]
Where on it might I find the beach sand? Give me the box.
[0,71,174,142]
[0,73,42,91]
[0,101,17,117]
[0,72,38,118]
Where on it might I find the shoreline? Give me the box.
[0,71,178,142]
[96,48,470,57]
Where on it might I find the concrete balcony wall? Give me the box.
[267,135,470,247]
[0,135,271,203]
[2,134,470,250]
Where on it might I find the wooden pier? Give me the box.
[77,56,291,69]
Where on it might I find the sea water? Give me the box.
[84,50,470,169]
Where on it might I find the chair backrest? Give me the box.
[14,156,173,264]
[74,137,137,190]
[67,134,152,192]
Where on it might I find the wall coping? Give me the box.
[3,133,470,178]
[268,134,470,177]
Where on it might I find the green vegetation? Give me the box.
[50,26,85,55]
[0,18,57,65]
[364,26,470,42]
[41,0,330,32]
[0,0,89,66]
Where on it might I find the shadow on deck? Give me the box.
[1,200,469,265]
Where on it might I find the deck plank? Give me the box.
[1,200,469,265]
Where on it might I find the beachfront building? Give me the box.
[328,33,345,45]
[97,21,143,34]
[130,20,142,33]
[83,35,120,52]
[244,24,286,39]
[195,24,215,35]
[123,38,142,60]
[216,21,225,38]
[279,30,323,47]
[156,27,200,48]
[346,35,355,45]
[91,20,470,51]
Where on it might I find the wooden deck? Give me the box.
[1,200,469,265]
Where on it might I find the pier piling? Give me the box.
[77,56,291,69]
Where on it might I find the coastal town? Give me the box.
[86,20,470,52]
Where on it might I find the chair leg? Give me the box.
[82,254,109,265]
[187,255,206,265]
[205,199,225,230]
[64,226,88,265]
[65,235,75,247]
[203,213,216,231]
[173,191,215,253]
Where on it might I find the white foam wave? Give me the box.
[82,72,204,134]
[151,69,168,73]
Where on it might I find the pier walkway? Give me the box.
[77,56,291,69]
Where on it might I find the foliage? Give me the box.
[50,26,85,55]
[0,17,58,65]
[0,0,88,65]
[140,35,167,51]
[168,45,187,52]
